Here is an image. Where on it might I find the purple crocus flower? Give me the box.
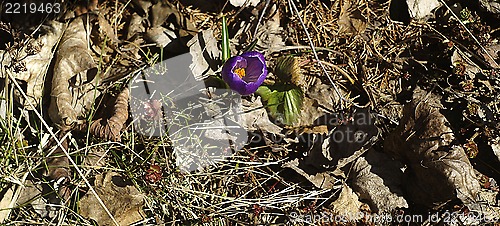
[222,51,268,95]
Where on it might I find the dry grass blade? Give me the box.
[6,72,120,226]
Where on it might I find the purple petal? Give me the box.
[240,51,267,83]
[222,56,248,95]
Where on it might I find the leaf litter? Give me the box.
[0,0,500,225]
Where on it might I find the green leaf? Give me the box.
[257,85,303,125]
[221,16,230,62]
[284,88,303,125]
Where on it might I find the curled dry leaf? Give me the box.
[384,87,481,207]
[282,158,338,189]
[349,150,408,213]
[126,13,146,40]
[78,88,129,142]
[0,21,65,109]
[49,16,99,131]
[293,77,345,127]
[78,172,145,226]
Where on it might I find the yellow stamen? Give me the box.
[234,68,246,78]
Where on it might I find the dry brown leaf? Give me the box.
[384,87,481,207]
[481,43,500,69]
[187,29,221,81]
[294,77,345,127]
[329,184,364,220]
[48,16,100,131]
[78,88,129,142]
[96,13,118,46]
[240,96,282,134]
[131,0,152,15]
[349,150,408,213]
[78,172,145,226]
[0,21,65,109]
[338,0,367,35]
[145,1,197,47]
[44,134,72,202]
[302,108,379,171]
[15,180,48,217]
[45,137,70,182]
[0,185,15,223]
[127,13,146,40]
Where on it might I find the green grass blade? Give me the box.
[222,16,231,62]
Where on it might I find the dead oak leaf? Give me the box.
[48,16,100,131]
[349,150,408,213]
[79,172,145,226]
[384,87,481,207]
